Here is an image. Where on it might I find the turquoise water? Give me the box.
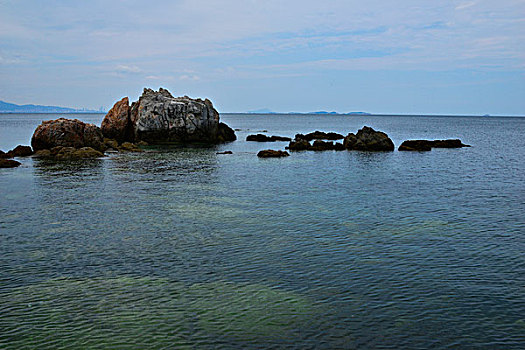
[1,113,524,349]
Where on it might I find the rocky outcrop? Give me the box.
[0,150,7,158]
[257,150,290,158]
[398,139,470,151]
[31,118,106,152]
[100,97,132,143]
[0,159,21,168]
[295,131,344,141]
[34,146,104,160]
[343,126,394,151]
[287,138,311,151]
[310,140,345,151]
[101,88,235,144]
[246,134,291,142]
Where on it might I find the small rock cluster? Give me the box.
[0,145,34,168]
[398,139,470,151]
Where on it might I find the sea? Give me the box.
[0,113,524,349]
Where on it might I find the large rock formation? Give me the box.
[343,126,395,151]
[101,88,236,144]
[31,118,106,152]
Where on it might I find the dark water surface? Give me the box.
[1,113,524,349]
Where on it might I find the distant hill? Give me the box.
[246,108,371,115]
[0,100,101,113]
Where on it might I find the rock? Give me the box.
[217,122,237,142]
[398,139,470,151]
[295,131,344,141]
[5,145,33,158]
[104,138,119,150]
[257,150,290,158]
[0,159,21,168]
[118,142,143,152]
[124,88,235,143]
[286,138,311,151]
[31,118,106,152]
[246,134,291,142]
[33,146,104,160]
[136,140,149,146]
[100,97,132,143]
[0,150,7,158]
[430,139,470,148]
[343,126,394,151]
[398,140,432,151]
[216,151,233,155]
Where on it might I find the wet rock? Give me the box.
[31,118,106,152]
[0,159,21,168]
[246,134,291,142]
[136,140,149,146]
[295,131,344,141]
[100,97,132,143]
[257,150,290,158]
[118,142,143,152]
[398,139,470,151]
[398,140,432,151]
[286,138,311,151]
[33,146,104,160]
[216,151,233,155]
[6,145,33,158]
[217,122,237,142]
[104,138,119,150]
[343,126,394,151]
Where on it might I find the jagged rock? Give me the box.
[217,122,237,142]
[101,97,132,143]
[33,146,104,160]
[287,138,311,151]
[295,131,344,141]
[398,139,470,151]
[246,134,291,142]
[343,126,394,151]
[257,150,290,158]
[31,118,106,152]
[0,159,21,168]
[7,145,33,157]
[0,150,7,158]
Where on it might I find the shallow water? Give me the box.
[1,113,524,349]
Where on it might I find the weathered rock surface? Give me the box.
[31,118,106,152]
[398,139,470,151]
[101,97,132,143]
[257,150,290,158]
[6,145,33,158]
[343,126,394,151]
[246,134,291,142]
[295,131,344,141]
[0,159,21,168]
[34,146,104,160]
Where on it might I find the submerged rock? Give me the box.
[216,151,233,154]
[7,145,33,158]
[31,118,106,152]
[398,139,470,151]
[246,134,291,142]
[343,126,394,151]
[34,146,105,160]
[257,150,290,158]
[0,159,21,168]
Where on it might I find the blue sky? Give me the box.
[0,0,524,115]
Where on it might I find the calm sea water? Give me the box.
[1,113,524,349]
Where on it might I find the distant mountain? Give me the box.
[245,108,371,115]
[247,108,276,114]
[0,100,101,113]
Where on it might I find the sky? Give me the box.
[0,0,524,115]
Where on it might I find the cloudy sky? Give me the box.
[1,0,524,114]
